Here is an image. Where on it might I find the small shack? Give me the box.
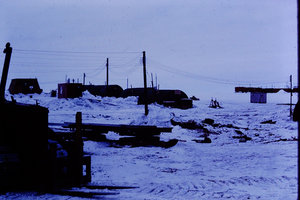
[84,85,123,97]
[9,78,43,95]
[58,83,82,99]
[250,92,267,103]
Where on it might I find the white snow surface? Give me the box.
[1,91,298,200]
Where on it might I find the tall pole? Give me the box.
[106,58,109,87]
[75,112,83,185]
[143,51,149,115]
[297,0,300,198]
[151,73,154,88]
[0,42,12,102]
[83,73,86,85]
[290,75,293,117]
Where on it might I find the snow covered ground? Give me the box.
[1,91,298,199]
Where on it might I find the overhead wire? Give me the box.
[14,48,141,54]
[10,48,287,88]
[148,58,287,87]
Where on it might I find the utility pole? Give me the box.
[83,73,86,85]
[106,58,109,87]
[127,78,129,89]
[143,51,149,115]
[0,42,12,102]
[155,73,158,89]
[297,1,300,199]
[151,73,154,88]
[290,75,293,118]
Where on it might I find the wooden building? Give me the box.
[9,78,43,95]
[122,88,193,109]
[156,90,193,109]
[84,85,123,97]
[58,83,82,99]
[122,88,157,104]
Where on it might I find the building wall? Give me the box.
[58,83,82,98]
[250,92,267,103]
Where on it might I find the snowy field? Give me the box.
[1,92,298,199]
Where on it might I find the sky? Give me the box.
[0,0,298,102]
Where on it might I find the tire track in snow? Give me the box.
[128,175,297,199]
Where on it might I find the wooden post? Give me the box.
[151,73,154,88]
[83,73,86,85]
[0,42,12,102]
[297,2,300,199]
[290,75,293,117]
[75,112,83,185]
[143,51,149,115]
[106,58,109,87]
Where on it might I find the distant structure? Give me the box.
[122,88,193,109]
[156,89,192,109]
[235,87,298,103]
[122,88,157,104]
[84,85,123,98]
[9,78,42,95]
[250,92,266,103]
[58,83,82,98]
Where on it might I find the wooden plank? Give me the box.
[85,185,138,190]
[63,122,172,136]
[53,190,119,198]
[110,138,178,148]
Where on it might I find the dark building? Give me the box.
[9,78,43,95]
[122,88,193,109]
[156,90,193,109]
[122,88,157,104]
[156,90,188,104]
[250,92,267,103]
[84,85,123,97]
[58,83,83,99]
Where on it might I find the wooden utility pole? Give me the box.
[290,75,293,117]
[297,1,300,199]
[151,73,154,88]
[0,42,12,102]
[83,73,86,85]
[143,51,149,115]
[106,58,109,87]
[75,112,83,185]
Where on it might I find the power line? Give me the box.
[148,58,287,86]
[14,49,142,54]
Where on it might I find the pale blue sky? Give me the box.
[0,0,297,102]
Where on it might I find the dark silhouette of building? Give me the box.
[122,88,193,109]
[58,83,82,98]
[84,85,123,97]
[9,78,43,95]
